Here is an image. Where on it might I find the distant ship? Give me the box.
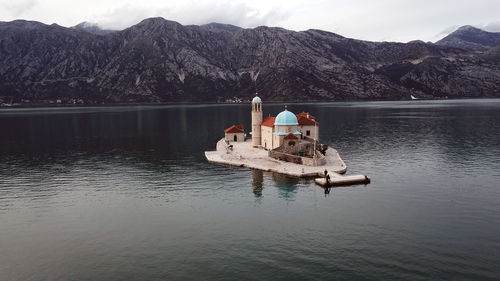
[410,95,419,100]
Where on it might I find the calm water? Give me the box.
[0,99,499,280]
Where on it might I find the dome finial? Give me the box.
[284,105,288,110]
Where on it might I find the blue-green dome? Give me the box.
[252,96,262,103]
[274,109,298,126]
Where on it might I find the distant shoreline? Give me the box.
[1,97,499,109]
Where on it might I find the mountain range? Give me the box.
[1,18,499,104]
[436,25,500,51]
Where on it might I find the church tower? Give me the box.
[251,95,263,147]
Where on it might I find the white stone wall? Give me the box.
[261,126,273,150]
[275,125,298,134]
[272,134,285,149]
[271,125,299,149]
[298,125,319,140]
[225,132,245,142]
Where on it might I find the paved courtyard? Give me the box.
[205,139,346,177]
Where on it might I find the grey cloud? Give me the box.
[429,20,500,43]
[431,25,459,41]
[1,0,37,17]
[92,5,156,30]
[93,2,290,30]
[168,2,290,27]
[481,21,500,32]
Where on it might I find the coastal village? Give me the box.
[205,95,370,186]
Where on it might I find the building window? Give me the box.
[234,135,237,141]
[306,130,310,136]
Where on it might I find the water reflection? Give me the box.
[251,169,310,200]
[272,173,300,200]
[251,169,263,197]
[324,186,331,196]
[1,100,500,280]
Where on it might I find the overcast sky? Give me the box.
[1,0,500,42]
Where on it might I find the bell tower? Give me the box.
[251,95,262,147]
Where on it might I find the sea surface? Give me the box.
[0,99,499,280]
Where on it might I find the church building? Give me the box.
[251,95,319,150]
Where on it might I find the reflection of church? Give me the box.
[251,169,300,199]
[224,95,327,166]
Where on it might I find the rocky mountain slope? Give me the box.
[436,25,500,51]
[1,18,499,103]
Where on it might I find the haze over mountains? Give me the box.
[1,17,499,104]
[72,22,115,36]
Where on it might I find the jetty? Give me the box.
[315,173,370,187]
[205,138,346,178]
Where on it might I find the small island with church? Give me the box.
[205,95,370,186]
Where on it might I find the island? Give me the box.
[205,95,352,177]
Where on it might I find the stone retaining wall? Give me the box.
[269,150,326,166]
[269,150,302,164]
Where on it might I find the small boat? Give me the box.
[315,173,370,187]
[410,95,419,100]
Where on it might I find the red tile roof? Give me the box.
[225,125,244,133]
[284,132,299,139]
[296,112,319,125]
[297,112,315,119]
[261,116,276,127]
[297,116,319,125]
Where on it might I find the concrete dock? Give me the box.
[315,174,370,187]
[205,139,347,177]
